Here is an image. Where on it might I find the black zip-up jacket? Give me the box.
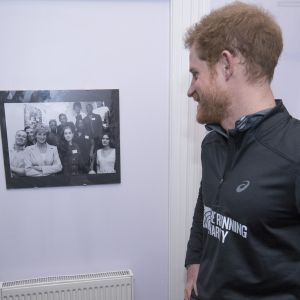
[185,101,300,300]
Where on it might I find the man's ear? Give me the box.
[220,50,234,80]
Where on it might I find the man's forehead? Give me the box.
[190,44,206,60]
[189,43,202,57]
[189,52,208,71]
[16,130,27,137]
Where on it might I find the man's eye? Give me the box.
[193,73,199,80]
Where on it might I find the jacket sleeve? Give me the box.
[185,183,204,267]
[41,147,62,176]
[24,148,43,177]
[295,173,300,214]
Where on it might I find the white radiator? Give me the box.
[0,269,133,300]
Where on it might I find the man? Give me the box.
[93,101,110,125]
[74,119,95,173]
[47,119,60,146]
[9,130,27,177]
[57,113,75,138]
[184,2,300,300]
[24,126,35,146]
[83,103,103,149]
[71,102,86,126]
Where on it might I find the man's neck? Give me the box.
[14,144,25,151]
[221,83,275,131]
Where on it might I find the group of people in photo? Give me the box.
[9,101,117,178]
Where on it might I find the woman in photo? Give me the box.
[58,125,85,176]
[24,123,62,176]
[96,133,116,174]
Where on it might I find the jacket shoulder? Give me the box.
[202,130,224,148]
[255,115,300,164]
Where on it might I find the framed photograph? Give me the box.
[0,89,121,189]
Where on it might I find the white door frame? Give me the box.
[169,1,210,299]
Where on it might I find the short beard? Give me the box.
[195,85,230,125]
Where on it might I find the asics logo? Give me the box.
[236,180,250,193]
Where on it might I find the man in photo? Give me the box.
[71,102,86,126]
[9,130,27,177]
[24,126,36,146]
[47,119,60,146]
[57,113,75,138]
[93,101,110,126]
[74,119,95,174]
[83,103,103,149]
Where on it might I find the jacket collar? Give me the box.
[205,99,284,138]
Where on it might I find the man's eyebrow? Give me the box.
[189,68,197,73]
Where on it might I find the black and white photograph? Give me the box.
[0,89,121,189]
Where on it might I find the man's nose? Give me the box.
[187,84,194,98]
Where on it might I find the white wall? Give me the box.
[0,1,169,300]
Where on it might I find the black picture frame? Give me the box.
[0,89,121,189]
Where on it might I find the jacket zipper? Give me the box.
[215,136,236,206]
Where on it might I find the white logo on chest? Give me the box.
[236,180,250,193]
